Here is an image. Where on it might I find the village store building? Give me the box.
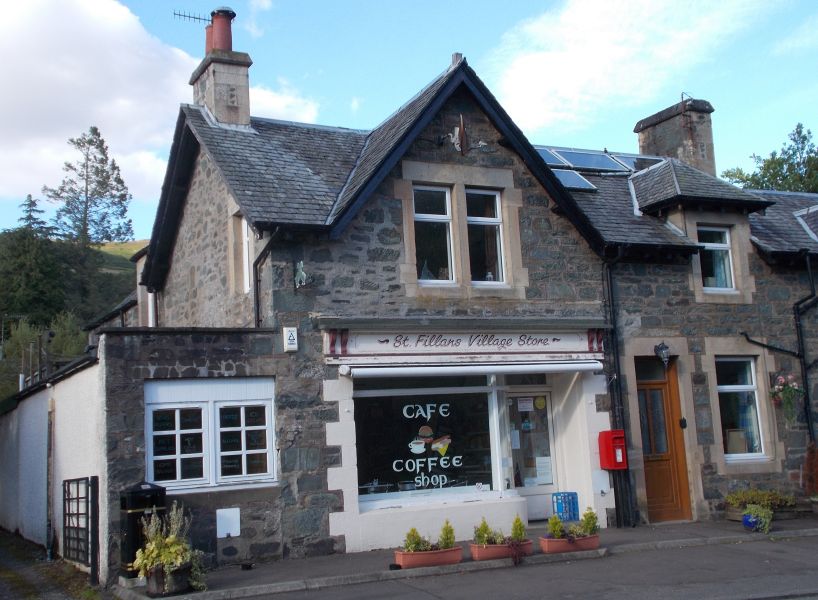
[2,7,818,587]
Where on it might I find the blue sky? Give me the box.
[2,0,817,240]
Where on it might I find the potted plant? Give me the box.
[770,372,802,426]
[742,504,773,534]
[539,507,601,554]
[393,520,463,569]
[469,515,533,563]
[724,489,796,521]
[133,501,206,597]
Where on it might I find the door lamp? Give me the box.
[654,341,670,370]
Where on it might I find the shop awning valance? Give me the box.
[344,360,604,379]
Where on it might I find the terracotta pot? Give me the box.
[145,564,192,598]
[393,546,463,569]
[539,534,600,554]
[469,540,533,561]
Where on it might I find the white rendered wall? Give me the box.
[550,371,614,521]
[0,390,48,544]
[51,364,107,580]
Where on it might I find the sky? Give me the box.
[2,0,817,241]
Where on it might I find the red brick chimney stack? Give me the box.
[205,24,213,55]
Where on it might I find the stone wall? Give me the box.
[614,249,818,517]
[158,151,254,328]
[99,328,341,585]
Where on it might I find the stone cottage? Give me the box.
[1,6,816,587]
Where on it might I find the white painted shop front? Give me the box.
[324,328,615,551]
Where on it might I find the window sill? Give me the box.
[159,479,279,495]
[703,288,739,295]
[723,454,779,475]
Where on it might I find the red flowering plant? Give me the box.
[771,373,802,425]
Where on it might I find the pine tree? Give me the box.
[42,126,134,246]
[18,194,53,237]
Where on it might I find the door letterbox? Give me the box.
[599,429,628,470]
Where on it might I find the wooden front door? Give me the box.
[636,358,691,522]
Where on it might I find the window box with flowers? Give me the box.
[771,373,803,426]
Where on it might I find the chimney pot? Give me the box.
[452,52,463,66]
[211,6,237,52]
[205,24,213,55]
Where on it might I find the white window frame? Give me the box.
[698,226,735,292]
[413,185,455,285]
[215,400,275,483]
[145,378,276,491]
[465,188,505,285]
[242,218,253,294]
[146,402,210,487]
[715,357,764,462]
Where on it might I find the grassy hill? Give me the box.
[98,240,149,275]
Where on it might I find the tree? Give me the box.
[18,194,53,237]
[722,123,818,193]
[42,126,134,246]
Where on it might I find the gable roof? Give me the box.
[631,159,773,215]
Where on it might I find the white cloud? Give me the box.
[350,97,362,113]
[244,0,273,38]
[486,0,768,134]
[0,0,319,236]
[772,13,818,55]
[0,0,196,225]
[251,81,320,123]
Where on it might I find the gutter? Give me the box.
[603,245,636,527]
[794,252,817,442]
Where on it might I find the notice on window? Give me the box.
[535,456,553,485]
[511,429,521,450]
[517,397,534,412]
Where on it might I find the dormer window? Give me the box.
[698,226,734,291]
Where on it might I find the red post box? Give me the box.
[599,429,628,470]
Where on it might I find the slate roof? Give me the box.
[631,159,773,214]
[569,173,697,253]
[749,190,818,258]
[183,106,367,227]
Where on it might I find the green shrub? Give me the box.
[743,504,773,534]
[510,515,526,542]
[473,517,492,545]
[438,519,456,549]
[546,514,564,539]
[725,489,795,510]
[579,507,599,536]
[402,527,431,552]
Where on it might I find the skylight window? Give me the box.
[552,149,629,172]
[552,169,596,191]
[536,147,568,167]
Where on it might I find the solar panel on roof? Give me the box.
[553,149,628,171]
[536,147,568,166]
[552,169,596,191]
[613,155,663,171]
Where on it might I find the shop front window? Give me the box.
[354,377,492,499]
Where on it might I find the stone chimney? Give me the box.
[633,98,716,176]
[189,7,252,126]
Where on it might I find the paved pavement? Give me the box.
[112,515,818,600]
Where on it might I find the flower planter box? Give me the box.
[725,506,743,521]
[727,505,799,521]
[469,540,533,561]
[539,534,600,554]
[393,546,463,569]
[146,564,192,598]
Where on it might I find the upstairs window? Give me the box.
[698,226,734,291]
[716,358,762,458]
[466,190,504,283]
[414,186,454,282]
